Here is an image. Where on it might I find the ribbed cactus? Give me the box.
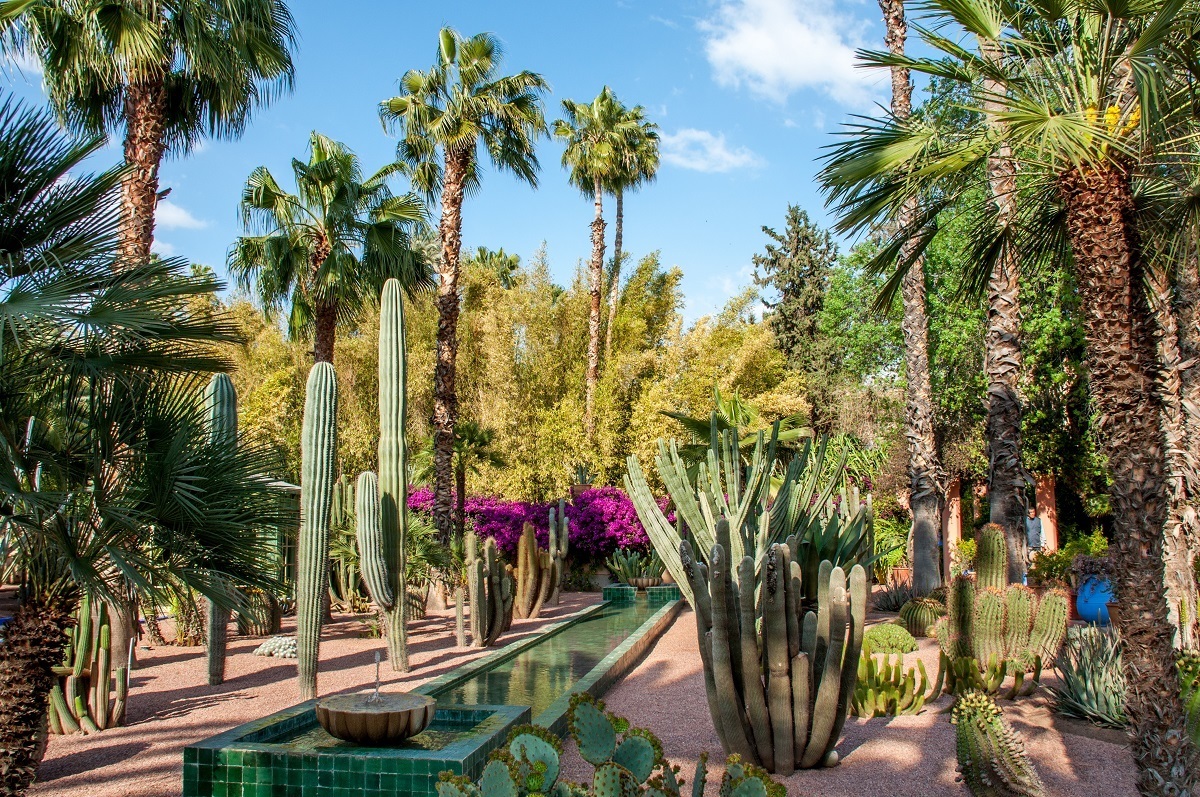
[952,691,1046,797]
[976,524,1008,590]
[465,532,515,647]
[899,597,946,637]
[513,523,554,620]
[680,519,867,775]
[297,362,338,700]
[354,279,410,671]
[48,597,128,735]
[204,373,238,686]
[852,647,940,717]
[548,499,569,605]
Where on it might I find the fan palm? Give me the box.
[554,87,647,437]
[229,132,432,364]
[412,420,505,552]
[0,0,296,265]
[380,27,547,544]
[820,0,1200,789]
[604,103,659,358]
[0,98,292,795]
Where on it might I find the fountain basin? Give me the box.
[316,692,435,746]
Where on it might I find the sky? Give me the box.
[3,0,895,321]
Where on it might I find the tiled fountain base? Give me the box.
[182,702,528,797]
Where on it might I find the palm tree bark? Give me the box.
[604,188,624,358]
[1148,263,1200,649]
[432,148,470,544]
[313,301,337,364]
[1174,251,1200,648]
[1059,163,1199,795]
[454,459,466,554]
[118,77,169,266]
[584,176,606,438]
[979,40,1028,584]
[881,0,942,594]
[0,598,73,797]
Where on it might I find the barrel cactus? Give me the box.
[952,691,1045,797]
[899,597,946,637]
[203,373,238,686]
[297,362,338,699]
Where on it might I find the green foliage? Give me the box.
[1181,651,1200,747]
[863,623,918,654]
[1051,627,1127,730]
[952,691,1046,797]
[872,517,908,577]
[954,538,978,576]
[871,582,916,613]
[852,648,939,717]
[605,550,662,585]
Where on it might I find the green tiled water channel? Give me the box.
[184,591,682,797]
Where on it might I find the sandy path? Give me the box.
[560,609,1138,796]
[32,594,600,797]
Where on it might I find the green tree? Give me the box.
[380,27,547,544]
[1,0,296,264]
[820,0,1200,787]
[229,132,431,364]
[413,420,505,551]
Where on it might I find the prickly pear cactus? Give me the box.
[952,691,1045,797]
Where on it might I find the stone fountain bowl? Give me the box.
[315,692,436,746]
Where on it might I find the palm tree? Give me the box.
[380,28,547,544]
[0,98,292,796]
[468,246,521,289]
[0,0,297,265]
[604,104,659,358]
[229,132,432,364]
[876,0,943,595]
[413,420,505,553]
[554,87,645,437]
[820,0,1200,788]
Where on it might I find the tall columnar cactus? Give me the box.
[513,523,555,620]
[354,279,411,671]
[548,499,569,605]
[204,373,238,686]
[681,519,867,775]
[48,598,129,734]
[297,362,338,700]
[465,532,515,647]
[976,524,1008,590]
[952,691,1046,797]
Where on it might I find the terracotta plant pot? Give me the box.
[890,566,913,587]
[660,569,675,585]
[570,485,589,501]
[315,692,435,746]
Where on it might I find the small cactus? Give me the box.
[952,691,1045,797]
[899,597,946,637]
[852,646,940,717]
[862,623,918,654]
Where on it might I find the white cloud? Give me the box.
[156,200,208,230]
[152,239,177,257]
[660,129,764,173]
[699,0,882,107]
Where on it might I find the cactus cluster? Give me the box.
[203,373,238,686]
[434,693,784,797]
[254,636,298,659]
[898,597,946,638]
[548,499,569,605]
[466,531,515,647]
[329,474,362,610]
[681,519,867,775]
[513,523,556,620]
[933,525,1068,695]
[952,691,1046,797]
[236,588,282,636]
[48,595,129,735]
[852,647,942,717]
[862,623,918,654]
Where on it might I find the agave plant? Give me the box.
[1051,626,1127,730]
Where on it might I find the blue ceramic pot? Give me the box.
[1076,576,1114,625]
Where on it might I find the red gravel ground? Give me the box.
[559,610,1138,796]
[31,594,601,797]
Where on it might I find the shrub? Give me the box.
[953,537,977,575]
[864,623,918,654]
[1028,549,1072,588]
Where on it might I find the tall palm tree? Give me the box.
[380,28,547,544]
[877,0,943,595]
[820,1,1200,789]
[604,104,659,358]
[0,98,291,797]
[229,132,432,364]
[413,420,505,553]
[554,87,644,437]
[0,0,297,265]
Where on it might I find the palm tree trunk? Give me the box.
[880,0,942,594]
[313,301,337,364]
[433,149,470,544]
[584,176,606,438]
[1059,163,1199,795]
[0,598,73,797]
[118,76,169,266]
[979,39,1028,584]
[604,188,624,358]
[1174,250,1200,648]
[1147,264,1200,650]
[454,461,466,555]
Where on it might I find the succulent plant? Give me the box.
[203,373,238,686]
[899,597,946,637]
[976,524,1008,591]
[1180,650,1200,746]
[513,522,555,620]
[1050,626,1127,729]
[952,691,1046,797]
[47,596,129,735]
[863,623,918,654]
[548,499,569,604]
[466,531,515,647]
[852,647,942,717]
[253,636,298,659]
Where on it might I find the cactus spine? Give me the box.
[513,523,554,619]
[354,279,410,671]
[464,532,514,646]
[49,598,128,734]
[297,362,338,699]
[953,691,1046,796]
[899,597,946,638]
[548,499,569,604]
[681,520,867,775]
[204,373,238,686]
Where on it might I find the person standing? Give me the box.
[1025,505,1044,564]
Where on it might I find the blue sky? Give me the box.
[4,0,893,321]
